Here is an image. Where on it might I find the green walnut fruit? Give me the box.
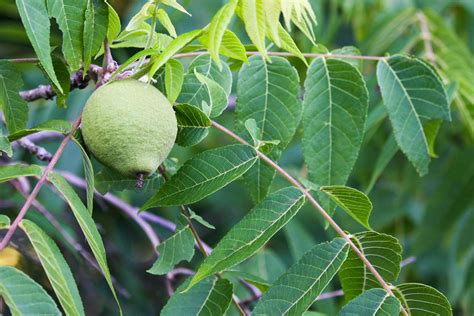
[82,79,177,179]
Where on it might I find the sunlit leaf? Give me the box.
[165,59,184,104]
[148,29,202,78]
[142,144,257,208]
[157,8,177,38]
[0,266,61,315]
[240,0,267,58]
[206,0,238,67]
[188,187,305,290]
[253,238,349,315]
[21,219,85,316]
[161,0,191,16]
[200,29,248,63]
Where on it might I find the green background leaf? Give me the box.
[376,55,450,175]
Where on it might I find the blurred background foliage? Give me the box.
[0,0,473,315]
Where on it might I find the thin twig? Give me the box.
[0,116,82,251]
[15,138,52,161]
[9,180,130,298]
[8,57,39,64]
[211,120,408,316]
[173,51,386,61]
[416,11,436,65]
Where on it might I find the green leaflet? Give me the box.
[7,119,72,141]
[83,0,108,71]
[394,283,452,316]
[147,225,195,275]
[157,9,177,38]
[236,56,302,203]
[187,187,305,290]
[376,55,450,176]
[71,131,94,214]
[0,60,28,134]
[47,0,88,71]
[162,278,233,316]
[0,215,11,228]
[177,54,232,115]
[47,172,122,314]
[320,185,373,230]
[106,1,121,41]
[0,164,43,183]
[338,288,400,316]
[15,0,62,92]
[0,131,12,157]
[303,57,368,215]
[338,231,402,301]
[253,238,349,315]
[240,0,267,58]
[0,266,61,316]
[21,219,85,316]
[175,103,211,147]
[200,29,248,63]
[142,144,257,208]
[165,59,184,104]
[206,0,238,67]
[148,29,203,78]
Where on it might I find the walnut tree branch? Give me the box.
[211,120,409,316]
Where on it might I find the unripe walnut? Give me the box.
[81,79,177,179]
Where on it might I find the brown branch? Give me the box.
[211,120,409,316]
[15,138,52,162]
[0,116,82,251]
